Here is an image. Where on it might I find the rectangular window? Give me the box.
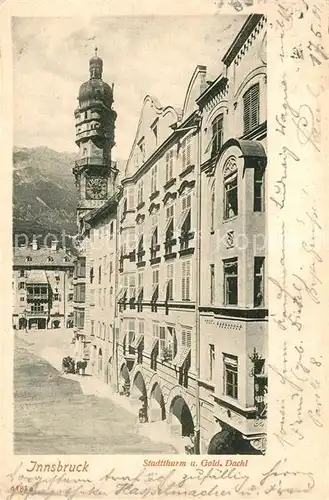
[150,226,158,260]
[182,328,192,348]
[110,221,114,240]
[209,344,215,381]
[19,282,25,290]
[166,263,174,300]
[210,264,215,304]
[109,287,113,306]
[152,269,159,288]
[103,288,106,306]
[139,320,145,335]
[137,180,144,205]
[128,319,135,346]
[138,271,144,293]
[152,124,158,145]
[180,194,192,250]
[223,258,238,306]
[90,320,95,336]
[243,83,260,134]
[224,174,238,219]
[165,150,174,183]
[211,187,215,232]
[182,135,192,171]
[224,354,238,399]
[182,260,191,301]
[98,262,102,284]
[151,165,158,193]
[159,326,166,356]
[138,138,145,163]
[254,167,265,212]
[90,288,95,305]
[129,274,136,300]
[164,203,175,244]
[254,257,265,307]
[77,257,86,278]
[127,187,135,210]
[20,270,25,277]
[211,115,223,157]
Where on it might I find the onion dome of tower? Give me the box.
[78,48,113,109]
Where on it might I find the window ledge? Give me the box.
[164,252,177,261]
[179,247,195,257]
[223,215,238,224]
[150,257,161,265]
[149,190,160,201]
[213,394,257,415]
[164,178,176,190]
[136,201,145,211]
[136,261,146,268]
[179,164,195,179]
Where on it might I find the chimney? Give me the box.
[51,240,58,251]
[32,236,38,251]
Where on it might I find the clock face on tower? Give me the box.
[85,176,108,199]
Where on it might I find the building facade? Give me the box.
[72,14,267,454]
[197,14,267,454]
[13,239,74,330]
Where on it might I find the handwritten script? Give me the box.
[4,459,316,499]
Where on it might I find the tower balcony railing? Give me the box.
[74,157,117,169]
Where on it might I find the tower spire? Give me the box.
[94,46,98,57]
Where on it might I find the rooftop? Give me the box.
[13,247,74,268]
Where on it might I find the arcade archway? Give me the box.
[119,363,130,396]
[149,383,166,422]
[169,395,194,437]
[98,348,103,376]
[131,371,148,422]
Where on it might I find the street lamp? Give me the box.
[171,112,202,454]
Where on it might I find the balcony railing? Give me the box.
[27,294,48,300]
[27,310,48,315]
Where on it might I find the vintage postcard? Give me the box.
[0,0,328,498]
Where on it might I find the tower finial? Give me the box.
[94,47,98,57]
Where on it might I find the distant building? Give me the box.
[13,238,74,330]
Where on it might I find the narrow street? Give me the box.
[14,329,178,455]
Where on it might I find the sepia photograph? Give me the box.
[12,13,267,456]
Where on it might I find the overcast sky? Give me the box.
[13,15,246,160]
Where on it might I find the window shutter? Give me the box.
[186,329,191,348]
[244,93,250,132]
[250,84,259,129]
[186,136,191,166]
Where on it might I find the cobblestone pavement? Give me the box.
[14,329,179,454]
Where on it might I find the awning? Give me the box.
[150,337,159,354]
[26,270,48,284]
[172,347,190,368]
[131,334,144,350]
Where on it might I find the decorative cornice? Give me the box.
[148,202,160,214]
[178,179,196,196]
[222,14,265,67]
[163,191,177,205]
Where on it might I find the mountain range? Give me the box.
[13,146,125,245]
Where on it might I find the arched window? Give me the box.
[211,114,223,157]
[243,83,260,134]
[223,157,238,220]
